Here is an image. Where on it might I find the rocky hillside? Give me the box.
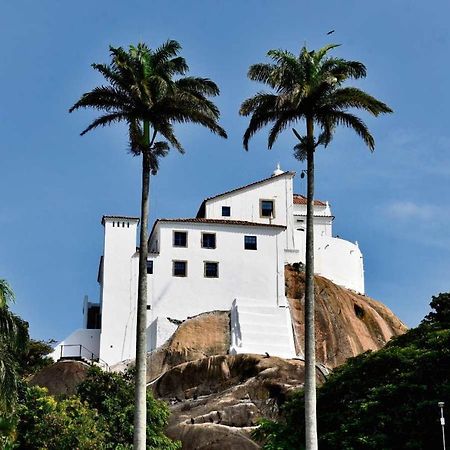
[31,267,407,448]
[285,265,407,368]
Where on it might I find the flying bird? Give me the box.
[327,30,335,35]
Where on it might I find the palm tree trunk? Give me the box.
[304,116,318,450]
[133,121,150,449]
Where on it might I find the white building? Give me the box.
[51,167,364,367]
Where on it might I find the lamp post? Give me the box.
[439,402,446,450]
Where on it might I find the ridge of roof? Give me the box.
[149,217,287,242]
[156,218,286,228]
[102,215,140,225]
[196,171,295,217]
[207,171,295,202]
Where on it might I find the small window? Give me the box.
[244,235,257,250]
[260,200,274,217]
[202,233,216,249]
[204,262,219,278]
[222,206,231,217]
[146,260,153,274]
[173,231,187,247]
[173,260,187,277]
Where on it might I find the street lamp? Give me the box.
[438,402,446,450]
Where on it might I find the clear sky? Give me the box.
[1,1,449,342]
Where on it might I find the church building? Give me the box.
[51,166,364,367]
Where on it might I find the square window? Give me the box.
[244,235,257,250]
[204,262,219,278]
[222,206,231,217]
[146,260,153,274]
[173,231,187,247]
[261,200,274,217]
[173,261,187,277]
[202,233,216,249]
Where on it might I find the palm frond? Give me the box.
[0,280,14,308]
[325,87,393,115]
[80,112,129,136]
[323,110,375,150]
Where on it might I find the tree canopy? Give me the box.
[254,292,450,450]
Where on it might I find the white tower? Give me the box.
[98,216,139,365]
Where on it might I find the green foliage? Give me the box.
[15,382,104,449]
[77,367,180,450]
[0,279,29,412]
[70,40,227,174]
[423,292,450,328]
[16,339,54,377]
[255,293,450,450]
[240,44,392,153]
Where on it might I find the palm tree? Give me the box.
[70,41,227,449]
[0,279,28,411]
[240,44,392,450]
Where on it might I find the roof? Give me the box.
[197,171,295,217]
[149,218,286,241]
[293,194,327,207]
[101,215,140,225]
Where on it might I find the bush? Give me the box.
[77,367,181,449]
[15,383,104,449]
[254,293,450,450]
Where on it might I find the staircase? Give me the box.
[230,297,296,359]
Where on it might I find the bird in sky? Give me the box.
[327,30,335,35]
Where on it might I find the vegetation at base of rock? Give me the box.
[0,279,29,411]
[254,292,450,450]
[3,368,181,449]
[0,278,179,449]
[77,367,181,449]
[14,382,104,449]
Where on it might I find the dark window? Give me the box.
[261,200,274,217]
[87,305,101,329]
[146,260,153,274]
[173,231,187,247]
[222,206,231,217]
[173,260,187,277]
[202,233,216,249]
[204,262,219,278]
[244,235,257,250]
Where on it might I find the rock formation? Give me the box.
[31,266,407,448]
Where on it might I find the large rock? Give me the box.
[113,310,231,382]
[285,265,407,368]
[29,360,90,396]
[152,354,324,450]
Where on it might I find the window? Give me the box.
[202,233,216,249]
[222,206,231,217]
[173,231,187,247]
[260,200,275,217]
[173,260,187,277]
[204,262,219,278]
[244,235,257,250]
[146,260,153,274]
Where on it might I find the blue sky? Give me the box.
[1,1,449,341]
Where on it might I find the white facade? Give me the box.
[52,167,365,366]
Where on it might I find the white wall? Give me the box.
[99,217,139,365]
[50,328,100,362]
[315,236,364,293]
[147,221,286,332]
[204,173,296,250]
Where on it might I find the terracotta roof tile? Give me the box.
[156,218,286,229]
[293,194,327,206]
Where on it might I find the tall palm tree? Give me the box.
[240,44,392,450]
[0,279,28,411]
[70,41,226,449]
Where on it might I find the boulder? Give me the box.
[29,360,90,396]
